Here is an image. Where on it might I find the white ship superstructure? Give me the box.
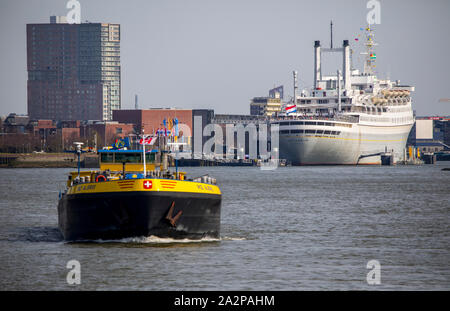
[275,27,415,165]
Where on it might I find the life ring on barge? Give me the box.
[96,175,107,182]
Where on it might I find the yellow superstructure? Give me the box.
[67,149,218,195]
[67,178,221,196]
[98,149,157,172]
[100,162,156,172]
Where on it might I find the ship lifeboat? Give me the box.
[384,91,393,98]
[371,97,381,105]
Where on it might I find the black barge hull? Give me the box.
[58,191,221,241]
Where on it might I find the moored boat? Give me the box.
[275,26,414,165]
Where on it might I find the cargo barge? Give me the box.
[58,143,221,241]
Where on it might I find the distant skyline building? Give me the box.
[250,97,282,117]
[250,86,284,117]
[27,16,120,121]
[408,117,450,154]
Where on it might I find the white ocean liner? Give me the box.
[275,27,414,165]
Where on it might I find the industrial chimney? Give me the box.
[314,41,321,90]
[343,40,351,91]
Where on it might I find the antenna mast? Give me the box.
[293,71,298,105]
[362,25,377,74]
[330,20,333,49]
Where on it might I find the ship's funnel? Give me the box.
[314,41,321,89]
[343,40,351,91]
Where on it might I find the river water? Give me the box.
[0,164,449,290]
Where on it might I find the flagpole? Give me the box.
[176,146,178,177]
[142,130,146,177]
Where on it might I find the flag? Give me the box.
[174,118,179,136]
[163,128,173,137]
[113,137,130,149]
[285,104,297,115]
[139,136,157,145]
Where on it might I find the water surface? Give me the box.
[0,164,449,290]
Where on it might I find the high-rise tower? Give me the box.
[27,17,120,121]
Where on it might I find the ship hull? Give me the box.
[58,190,221,241]
[279,122,413,165]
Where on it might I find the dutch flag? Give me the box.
[285,104,297,115]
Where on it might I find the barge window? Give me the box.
[145,153,155,163]
[305,129,315,134]
[280,130,290,134]
[100,153,114,163]
[115,152,141,163]
[289,121,304,125]
[317,122,324,126]
[316,130,324,134]
[324,130,331,135]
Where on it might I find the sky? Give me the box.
[0,0,449,117]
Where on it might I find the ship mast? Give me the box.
[330,20,333,49]
[362,25,377,75]
[142,130,146,176]
[293,70,298,105]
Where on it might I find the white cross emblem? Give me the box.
[143,180,152,189]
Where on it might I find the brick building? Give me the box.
[2,114,30,134]
[113,109,194,135]
[113,108,215,153]
[80,121,134,148]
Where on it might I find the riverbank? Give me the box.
[0,153,98,168]
[1,153,263,168]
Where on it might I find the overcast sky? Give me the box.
[0,0,449,117]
